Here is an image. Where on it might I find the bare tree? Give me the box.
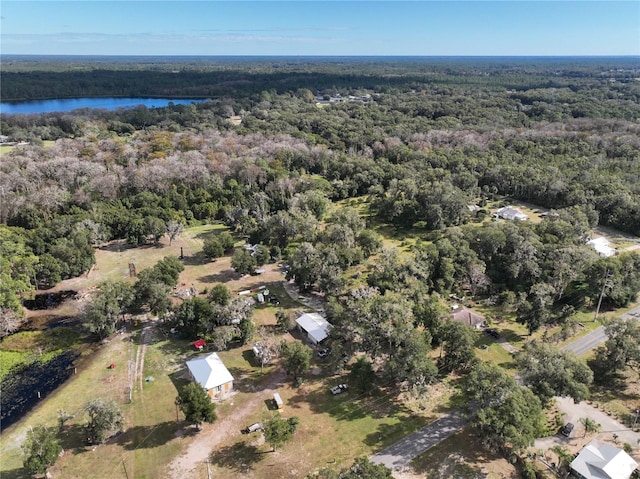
[0,308,21,338]
[166,220,184,246]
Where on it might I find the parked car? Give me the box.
[560,422,574,437]
[244,422,262,434]
[268,295,280,305]
[330,384,348,395]
[317,348,330,358]
[484,328,500,339]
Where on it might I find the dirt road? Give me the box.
[164,369,287,479]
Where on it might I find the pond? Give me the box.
[0,97,206,115]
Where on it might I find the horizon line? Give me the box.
[2,53,639,58]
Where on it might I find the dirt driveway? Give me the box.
[534,396,640,459]
[163,368,287,479]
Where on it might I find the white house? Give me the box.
[295,312,332,345]
[587,237,616,257]
[570,441,638,479]
[186,352,234,398]
[494,206,528,221]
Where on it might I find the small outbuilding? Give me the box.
[570,441,638,479]
[295,312,332,345]
[587,237,616,257]
[186,352,234,398]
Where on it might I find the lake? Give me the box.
[0,97,206,115]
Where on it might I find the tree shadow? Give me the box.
[168,370,191,396]
[0,468,28,479]
[116,421,180,450]
[289,386,404,422]
[58,423,92,455]
[208,441,266,473]
[363,413,433,449]
[241,349,262,368]
[181,253,208,266]
[197,271,237,284]
[227,365,285,394]
[99,240,130,252]
[409,428,496,476]
[157,337,193,360]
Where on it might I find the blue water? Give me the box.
[0,97,205,115]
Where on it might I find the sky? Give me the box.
[1,1,638,56]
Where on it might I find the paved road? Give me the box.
[563,304,640,357]
[370,411,466,471]
[562,326,607,356]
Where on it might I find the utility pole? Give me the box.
[206,460,211,479]
[593,269,611,322]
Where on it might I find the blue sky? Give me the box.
[1,1,638,56]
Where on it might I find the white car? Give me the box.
[330,384,348,395]
[317,348,330,358]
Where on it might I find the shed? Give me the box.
[295,312,332,345]
[587,237,616,257]
[570,441,638,479]
[186,352,234,398]
[273,392,284,409]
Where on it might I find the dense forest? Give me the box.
[2,57,640,463]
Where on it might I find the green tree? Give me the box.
[22,425,62,476]
[349,357,376,395]
[144,216,166,245]
[203,236,224,260]
[0,226,37,315]
[263,414,299,451]
[238,318,255,345]
[83,281,134,339]
[276,309,292,331]
[207,284,231,306]
[579,417,601,438]
[280,340,313,385]
[438,320,477,373]
[34,253,63,290]
[590,317,640,384]
[218,231,236,252]
[84,398,124,444]
[133,271,171,315]
[516,342,593,404]
[231,249,257,275]
[356,229,383,258]
[465,362,545,453]
[286,242,321,291]
[176,382,217,429]
[151,255,184,286]
[174,297,214,338]
[307,457,393,479]
[338,457,393,479]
